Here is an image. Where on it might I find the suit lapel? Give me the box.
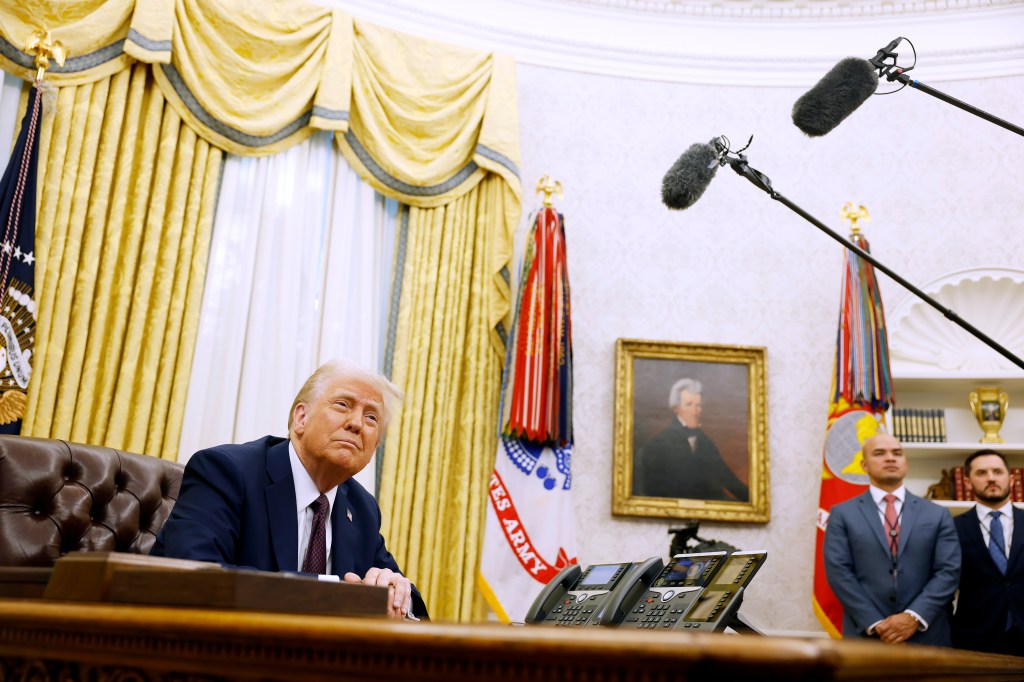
[1008,506,1024,570]
[961,506,988,556]
[897,493,921,558]
[331,483,357,577]
[855,492,891,556]
[265,439,299,572]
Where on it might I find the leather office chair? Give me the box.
[0,435,183,567]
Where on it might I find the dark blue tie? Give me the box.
[988,511,1007,575]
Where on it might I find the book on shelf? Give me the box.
[951,466,975,501]
[892,407,947,443]
[1013,468,1024,503]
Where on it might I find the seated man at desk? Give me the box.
[152,358,427,620]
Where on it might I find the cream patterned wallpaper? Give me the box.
[513,65,1024,635]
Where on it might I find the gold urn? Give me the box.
[968,387,1009,444]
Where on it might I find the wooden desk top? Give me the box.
[1,599,1021,682]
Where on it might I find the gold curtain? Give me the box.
[23,63,221,460]
[379,175,516,622]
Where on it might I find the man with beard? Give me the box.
[952,449,1023,654]
[824,432,960,645]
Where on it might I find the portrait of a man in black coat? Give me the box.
[634,377,749,502]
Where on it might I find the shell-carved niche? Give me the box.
[887,267,1024,373]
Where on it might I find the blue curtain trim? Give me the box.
[159,64,348,148]
[126,28,171,55]
[0,35,127,73]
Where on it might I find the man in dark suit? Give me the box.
[953,449,1023,654]
[636,378,748,501]
[824,432,960,645]
[152,358,427,620]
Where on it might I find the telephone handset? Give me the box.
[597,556,667,626]
[524,557,663,627]
[610,551,728,629]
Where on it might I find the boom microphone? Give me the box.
[659,135,1024,372]
[791,57,879,137]
[661,140,720,210]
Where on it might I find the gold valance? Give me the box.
[0,0,520,207]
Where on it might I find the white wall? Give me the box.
[514,64,1024,635]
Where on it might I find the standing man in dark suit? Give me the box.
[824,432,960,645]
[152,358,427,620]
[953,449,1023,654]
[636,378,748,501]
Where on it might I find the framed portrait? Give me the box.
[612,338,769,523]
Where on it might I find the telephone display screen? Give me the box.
[710,551,766,588]
[578,563,628,590]
[684,589,733,622]
[716,560,746,585]
[656,552,726,588]
[686,591,724,622]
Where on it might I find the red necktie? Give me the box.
[883,494,899,557]
[302,494,329,574]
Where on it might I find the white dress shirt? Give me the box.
[975,499,1015,557]
[289,441,338,575]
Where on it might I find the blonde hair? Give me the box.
[287,358,403,433]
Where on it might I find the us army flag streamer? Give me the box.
[478,206,577,623]
[813,217,894,637]
[0,84,42,433]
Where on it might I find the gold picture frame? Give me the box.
[612,338,770,523]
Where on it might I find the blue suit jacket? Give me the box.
[952,505,1024,651]
[823,490,960,645]
[151,436,427,618]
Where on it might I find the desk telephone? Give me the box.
[525,550,767,632]
[522,557,664,627]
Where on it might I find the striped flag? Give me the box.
[0,84,42,433]
[813,227,894,637]
[478,207,577,623]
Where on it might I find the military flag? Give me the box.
[0,83,42,433]
[478,198,577,623]
[813,207,895,637]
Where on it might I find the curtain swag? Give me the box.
[0,0,521,209]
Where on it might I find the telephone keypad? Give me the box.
[548,592,601,626]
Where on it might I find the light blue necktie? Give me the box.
[988,511,1007,575]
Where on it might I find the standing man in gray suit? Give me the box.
[824,432,960,645]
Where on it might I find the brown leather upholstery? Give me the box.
[0,435,183,567]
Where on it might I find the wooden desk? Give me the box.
[0,599,1021,682]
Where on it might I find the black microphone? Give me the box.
[791,57,879,137]
[659,135,1024,373]
[661,140,721,210]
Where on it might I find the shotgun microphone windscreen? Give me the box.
[792,57,879,137]
[661,141,721,210]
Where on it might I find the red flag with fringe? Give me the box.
[813,228,894,637]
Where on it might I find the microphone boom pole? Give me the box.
[886,74,1024,138]
[720,152,1024,373]
[870,38,1024,138]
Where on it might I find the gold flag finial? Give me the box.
[536,175,563,208]
[24,29,66,83]
[841,202,870,236]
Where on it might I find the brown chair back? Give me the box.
[0,435,183,566]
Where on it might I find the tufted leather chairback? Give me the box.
[0,435,183,567]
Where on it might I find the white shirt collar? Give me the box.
[975,498,1014,522]
[288,440,338,513]
[869,485,906,507]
